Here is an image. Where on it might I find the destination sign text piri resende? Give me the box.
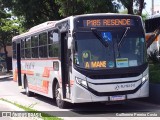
[83,19,134,27]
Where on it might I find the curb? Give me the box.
[0,75,12,80]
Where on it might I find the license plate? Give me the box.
[110,95,125,101]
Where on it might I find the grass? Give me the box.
[149,64,160,84]
[0,98,62,120]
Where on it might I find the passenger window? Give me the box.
[48,30,59,57]
[25,37,31,58]
[39,32,48,58]
[31,35,39,58]
[39,33,47,46]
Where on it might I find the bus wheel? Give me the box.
[24,77,33,97]
[55,82,68,108]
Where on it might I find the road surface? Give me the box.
[0,77,160,120]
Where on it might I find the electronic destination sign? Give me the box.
[75,15,140,29]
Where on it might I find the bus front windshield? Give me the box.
[74,29,146,70]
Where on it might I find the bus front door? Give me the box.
[61,32,71,99]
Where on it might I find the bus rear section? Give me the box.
[70,14,149,104]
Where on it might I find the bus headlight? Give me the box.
[75,77,88,88]
[142,74,149,84]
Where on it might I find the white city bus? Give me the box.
[12,13,149,108]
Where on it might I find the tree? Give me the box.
[0,6,20,72]
[135,0,145,15]
[2,0,120,29]
[118,0,146,16]
[2,0,61,29]
[56,0,119,17]
[55,0,87,17]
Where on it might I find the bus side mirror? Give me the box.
[68,37,72,49]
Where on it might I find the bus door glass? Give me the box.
[60,31,71,99]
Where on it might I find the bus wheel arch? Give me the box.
[53,78,68,108]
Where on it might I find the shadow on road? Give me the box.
[22,92,160,117]
[21,91,58,107]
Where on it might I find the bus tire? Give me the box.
[55,82,68,108]
[24,76,33,97]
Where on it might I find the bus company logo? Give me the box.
[25,62,35,69]
[115,83,136,90]
[115,85,120,90]
[83,52,89,58]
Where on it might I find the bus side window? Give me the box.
[21,39,25,59]
[39,32,48,58]
[25,37,31,58]
[31,35,39,58]
[48,30,59,57]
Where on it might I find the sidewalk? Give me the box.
[0,100,37,120]
[0,74,40,120]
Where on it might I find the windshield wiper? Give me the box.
[117,27,130,57]
[118,27,130,48]
[91,28,109,47]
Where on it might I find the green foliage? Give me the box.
[0,15,20,47]
[1,0,147,31]
[2,0,61,29]
[149,64,160,84]
[148,50,160,64]
[0,98,62,120]
[1,0,121,29]
[141,13,148,21]
[148,50,160,84]
[0,1,21,72]
[0,0,22,44]
[118,0,145,15]
[56,0,119,17]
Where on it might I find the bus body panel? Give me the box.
[17,59,62,98]
[70,67,148,103]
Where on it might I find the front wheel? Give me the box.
[55,82,68,108]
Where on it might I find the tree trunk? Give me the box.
[137,0,144,16]
[127,0,134,14]
[2,39,9,72]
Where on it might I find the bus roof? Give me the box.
[12,13,141,41]
[12,21,57,41]
[73,13,140,18]
[146,13,160,20]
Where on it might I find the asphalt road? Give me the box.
[0,77,160,120]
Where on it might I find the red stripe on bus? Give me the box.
[26,70,34,75]
[42,67,54,78]
[42,80,49,92]
[21,70,26,74]
[70,80,74,86]
[42,67,50,78]
[13,69,17,82]
[28,84,48,94]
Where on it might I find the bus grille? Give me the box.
[88,73,141,79]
